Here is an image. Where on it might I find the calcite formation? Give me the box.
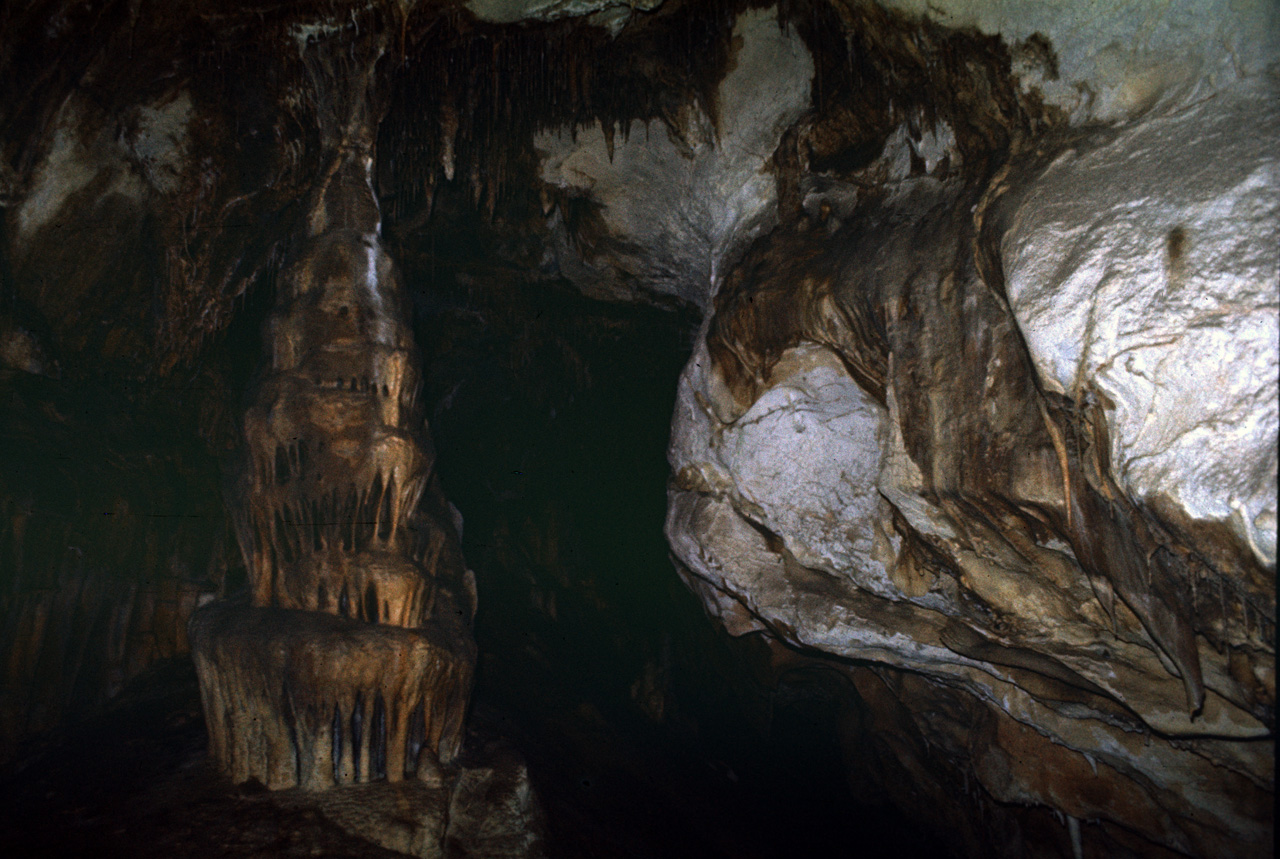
[190,24,476,791]
[535,7,814,308]
[662,43,1275,859]
[1001,78,1279,569]
[520,3,1276,854]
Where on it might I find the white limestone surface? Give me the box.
[466,0,661,26]
[16,99,97,241]
[669,341,891,594]
[124,91,195,196]
[17,90,195,243]
[535,7,813,308]
[1002,77,1279,567]
[878,0,1279,123]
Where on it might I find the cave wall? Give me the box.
[0,0,1274,856]
[520,1,1277,854]
[1,1,322,760]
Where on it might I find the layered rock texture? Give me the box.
[188,23,478,794]
[0,0,1274,857]
[490,1,1276,854]
[657,5,1276,857]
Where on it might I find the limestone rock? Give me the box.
[192,19,477,794]
[1001,77,1279,570]
[535,7,813,309]
[1,1,1274,855]
[442,747,546,859]
[671,341,890,593]
[667,58,1275,857]
[466,0,663,28]
[877,0,1278,123]
[269,741,545,857]
[190,600,475,790]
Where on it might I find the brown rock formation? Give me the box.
[190,20,476,791]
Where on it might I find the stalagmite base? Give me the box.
[190,601,474,790]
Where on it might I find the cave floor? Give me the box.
[0,660,403,859]
[0,658,947,859]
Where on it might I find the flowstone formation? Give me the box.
[189,24,477,793]
[521,2,1275,855]
[655,5,1276,858]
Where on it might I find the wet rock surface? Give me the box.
[667,66,1275,859]
[1001,76,1279,569]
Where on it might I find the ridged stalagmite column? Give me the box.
[190,23,476,791]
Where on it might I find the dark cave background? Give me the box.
[0,93,945,859]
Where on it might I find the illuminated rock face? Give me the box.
[1001,77,1279,571]
[534,7,814,309]
[489,4,1275,853]
[191,31,476,792]
[665,69,1276,859]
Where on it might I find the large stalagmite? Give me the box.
[190,23,476,792]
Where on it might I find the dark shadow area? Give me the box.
[0,220,948,855]
[395,194,950,857]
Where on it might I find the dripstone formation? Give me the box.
[190,26,476,792]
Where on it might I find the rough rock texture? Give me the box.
[535,7,814,308]
[271,758,545,859]
[0,0,296,759]
[230,141,476,636]
[1,1,1274,856]
[667,42,1276,859]
[467,0,663,32]
[264,706,547,858]
[877,0,1278,123]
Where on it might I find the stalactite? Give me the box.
[373,0,750,229]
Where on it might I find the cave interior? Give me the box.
[0,1,1275,857]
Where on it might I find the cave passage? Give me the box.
[0,251,942,858]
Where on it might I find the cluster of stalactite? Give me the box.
[191,600,472,790]
[236,228,442,627]
[378,0,747,224]
[0,0,757,384]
